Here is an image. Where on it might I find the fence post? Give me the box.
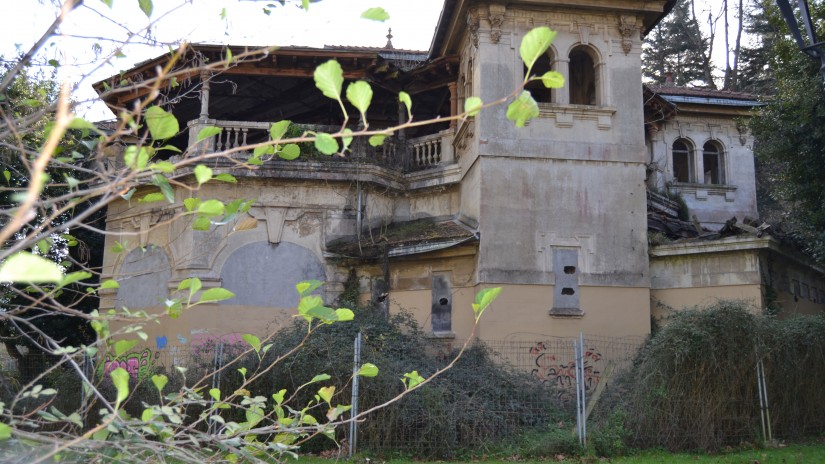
[574,334,587,447]
[349,332,362,458]
[757,360,773,443]
[208,341,225,435]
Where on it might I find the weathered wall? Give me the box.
[650,114,758,230]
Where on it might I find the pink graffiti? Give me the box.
[530,342,602,391]
[103,349,154,380]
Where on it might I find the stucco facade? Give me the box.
[95,0,824,350]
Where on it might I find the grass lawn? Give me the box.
[295,443,825,463]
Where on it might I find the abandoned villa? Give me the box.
[94,0,825,352]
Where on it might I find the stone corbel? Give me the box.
[488,4,506,44]
[467,9,480,48]
[618,15,639,55]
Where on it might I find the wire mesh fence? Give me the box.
[1,323,824,456]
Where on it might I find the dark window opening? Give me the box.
[439,297,449,305]
[702,141,725,184]
[524,52,554,103]
[569,47,596,105]
[564,266,576,274]
[561,287,576,295]
[672,139,693,183]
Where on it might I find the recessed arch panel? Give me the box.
[116,245,172,309]
[219,241,326,308]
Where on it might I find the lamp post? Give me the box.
[776,0,825,81]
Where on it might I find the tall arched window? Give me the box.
[524,51,554,103]
[702,141,725,184]
[569,46,598,106]
[672,139,694,183]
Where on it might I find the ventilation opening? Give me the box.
[563,266,576,274]
[439,297,449,305]
[561,287,576,296]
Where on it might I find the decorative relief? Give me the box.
[618,15,638,55]
[488,4,506,44]
[467,10,480,48]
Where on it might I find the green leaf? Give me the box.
[197,126,222,142]
[165,300,183,318]
[308,374,331,384]
[183,198,200,212]
[368,135,386,147]
[0,253,63,283]
[100,279,120,290]
[215,173,237,183]
[192,216,212,231]
[242,334,262,353]
[110,368,130,405]
[314,60,344,101]
[0,423,11,441]
[399,91,412,120]
[346,81,373,118]
[123,146,150,170]
[296,280,323,296]
[100,0,113,7]
[298,295,324,318]
[144,106,178,140]
[541,71,565,89]
[314,132,339,155]
[269,120,291,141]
[114,339,138,356]
[139,192,166,203]
[472,287,502,321]
[150,174,175,203]
[194,165,213,186]
[402,371,425,390]
[278,144,300,160]
[301,0,310,10]
[59,271,91,288]
[361,7,390,21]
[67,117,98,132]
[138,0,153,17]
[197,199,225,217]
[151,374,168,393]
[199,287,235,303]
[149,161,175,173]
[111,241,125,253]
[272,389,287,405]
[464,96,483,117]
[341,128,354,152]
[209,388,221,401]
[317,386,335,404]
[335,308,354,322]
[141,408,155,422]
[357,363,379,377]
[3,170,10,184]
[92,428,109,441]
[305,305,337,323]
[506,91,539,128]
[519,26,556,71]
[253,145,274,158]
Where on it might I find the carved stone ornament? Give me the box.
[467,10,480,47]
[618,15,638,55]
[488,4,506,44]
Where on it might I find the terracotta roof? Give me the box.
[326,217,477,259]
[647,85,759,101]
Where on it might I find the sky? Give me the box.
[1,0,745,121]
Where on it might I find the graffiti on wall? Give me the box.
[102,348,155,380]
[529,342,602,391]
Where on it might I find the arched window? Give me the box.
[672,139,694,183]
[524,51,554,103]
[702,141,725,184]
[569,46,598,106]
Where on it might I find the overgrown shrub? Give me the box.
[615,300,825,451]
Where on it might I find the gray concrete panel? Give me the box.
[219,241,326,308]
[116,245,172,309]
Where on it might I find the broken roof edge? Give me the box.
[650,235,825,275]
[325,216,479,260]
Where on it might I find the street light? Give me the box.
[776,0,825,81]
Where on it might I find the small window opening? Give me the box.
[524,52,553,103]
[702,141,725,184]
[439,297,449,305]
[561,287,576,295]
[672,139,693,183]
[569,47,596,105]
[563,266,576,274]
